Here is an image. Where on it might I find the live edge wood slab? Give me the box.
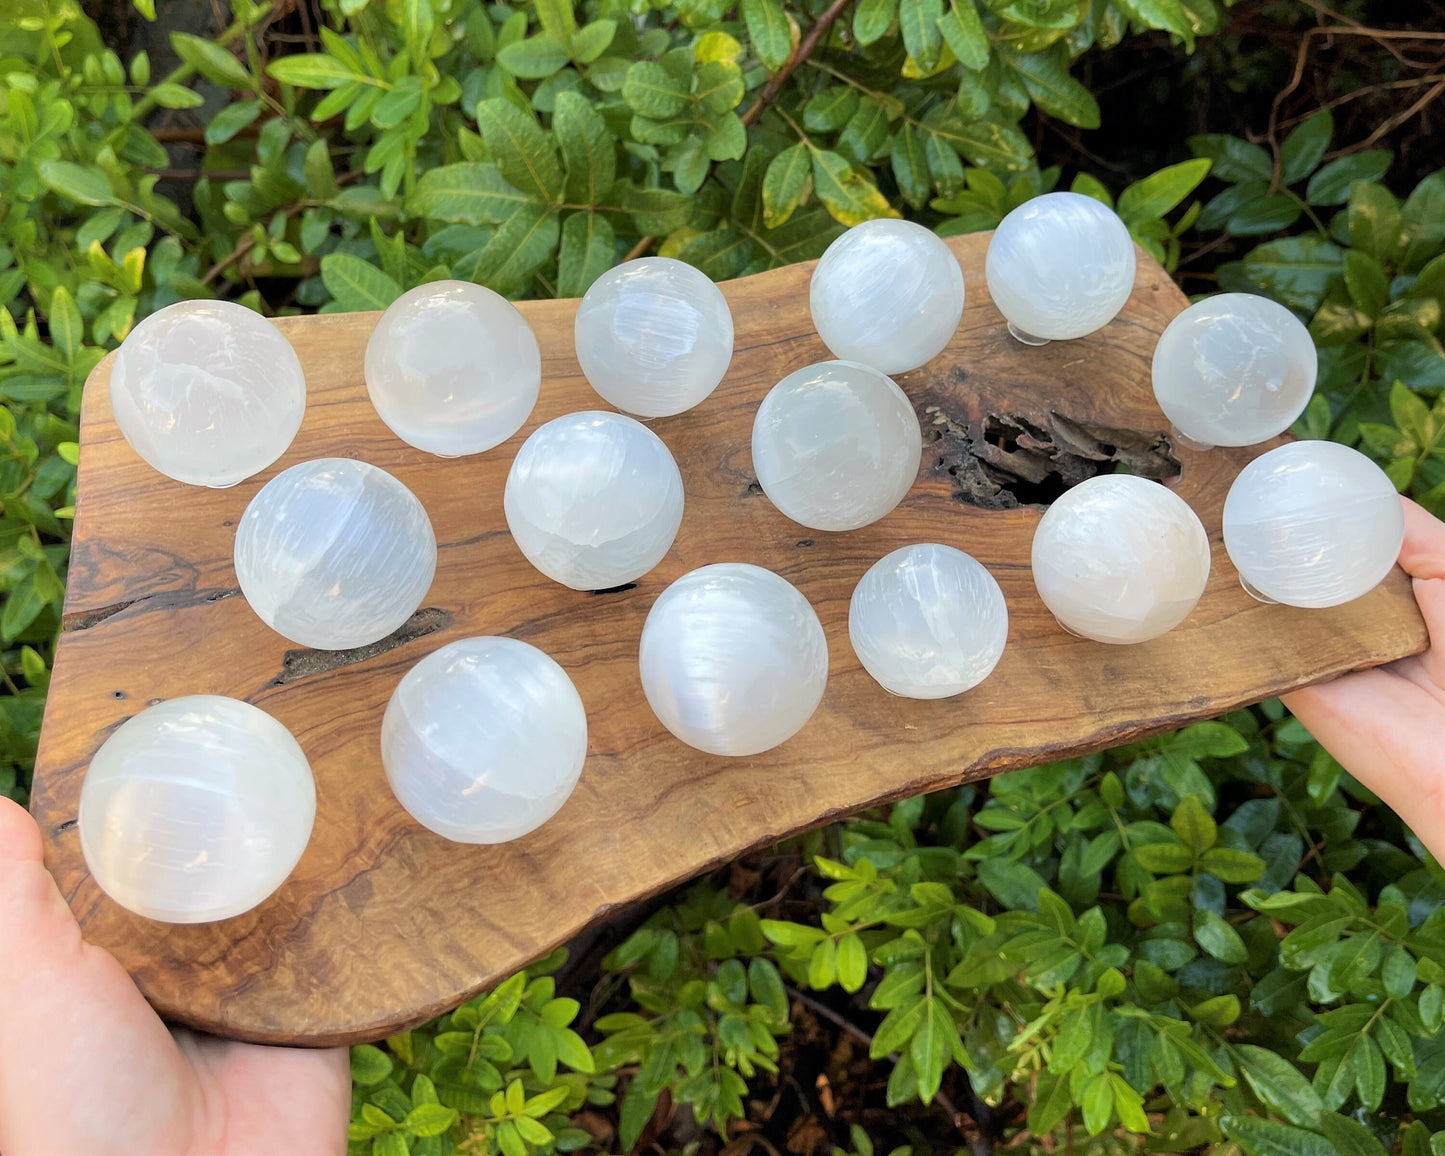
[31,231,1426,1046]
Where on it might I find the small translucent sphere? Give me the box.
[809,219,965,375]
[639,563,828,756]
[1152,293,1317,448]
[382,637,588,844]
[365,280,541,455]
[849,544,1008,699]
[505,411,684,590]
[79,696,315,923]
[752,360,921,532]
[1223,440,1404,608]
[574,257,734,418]
[985,192,1137,343]
[234,458,437,650]
[1031,474,1211,644]
[109,300,305,487]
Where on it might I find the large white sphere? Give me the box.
[985,192,1136,343]
[1152,293,1317,448]
[505,411,684,590]
[364,280,540,456]
[1223,440,1403,608]
[109,300,305,487]
[234,458,437,650]
[849,544,1008,699]
[752,360,921,532]
[382,637,588,844]
[809,219,965,375]
[639,563,828,756]
[574,257,734,418]
[1032,474,1211,644]
[78,696,315,923]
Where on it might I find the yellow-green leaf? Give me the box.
[763,143,812,227]
[810,147,899,226]
[743,0,793,71]
[557,211,614,297]
[475,98,563,202]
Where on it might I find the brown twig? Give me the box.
[623,234,656,262]
[1358,74,1445,148]
[202,234,258,285]
[740,0,853,129]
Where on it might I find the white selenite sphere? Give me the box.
[1032,474,1211,644]
[752,360,921,532]
[985,192,1137,344]
[234,458,437,650]
[364,280,541,455]
[382,637,588,844]
[109,299,305,487]
[639,563,828,756]
[849,544,1009,699]
[574,257,734,418]
[78,696,315,923]
[809,219,965,375]
[1223,440,1404,608]
[1152,293,1317,448]
[505,411,684,590]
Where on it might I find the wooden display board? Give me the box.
[30,232,1426,1046]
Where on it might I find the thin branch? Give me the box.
[740,0,854,129]
[622,234,656,262]
[1358,74,1445,148]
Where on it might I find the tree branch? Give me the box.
[740,0,854,129]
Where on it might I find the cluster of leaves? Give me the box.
[1185,110,1445,513]
[350,709,1445,1154]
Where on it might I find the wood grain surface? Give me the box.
[30,232,1427,1046]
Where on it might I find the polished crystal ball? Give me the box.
[574,257,734,418]
[505,411,684,590]
[639,563,828,756]
[234,458,437,650]
[78,696,315,923]
[365,280,541,455]
[1152,293,1317,448]
[1223,440,1404,608]
[985,192,1136,344]
[382,637,588,844]
[809,219,965,375]
[752,360,921,531]
[849,544,1009,699]
[109,300,305,487]
[1032,474,1211,644]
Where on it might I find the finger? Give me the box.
[1282,672,1445,863]
[1397,497,1445,580]
[0,798,196,1155]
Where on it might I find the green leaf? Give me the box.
[476,98,563,203]
[320,253,403,310]
[853,0,898,46]
[1401,171,1445,271]
[350,1044,394,1086]
[554,91,616,205]
[809,148,899,226]
[374,1132,409,1156]
[743,0,793,71]
[1234,1044,1322,1127]
[1194,909,1248,964]
[1171,795,1217,853]
[764,143,812,227]
[171,31,253,89]
[207,98,263,145]
[938,0,988,69]
[1348,181,1403,263]
[407,163,537,224]
[405,1103,459,1138]
[1342,250,1390,318]
[39,161,116,207]
[932,117,1033,172]
[1222,1114,1336,1156]
[268,52,361,88]
[837,99,891,165]
[1117,158,1211,224]
[1011,46,1099,129]
[1306,150,1392,206]
[1081,1071,1114,1135]
[1133,841,1194,874]
[149,81,205,109]
[497,33,570,78]
[617,183,694,233]
[1199,847,1267,884]
[1027,1072,1073,1135]
[1114,0,1194,49]
[533,0,576,41]
[891,124,931,210]
[808,937,838,988]
[1280,110,1333,184]
[975,855,1047,909]
[1317,1113,1389,1156]
[804,88,861,132]
[1188,134,1272,182]
[1242,235,1344,313]
[47,287,83,360]
[622,61,689,118]
[572,19,617,63]
[899,0,944,71]
[836,933,868,993]
[466,202,560,294]
[557,211,614,297]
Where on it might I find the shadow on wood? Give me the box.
[31,232,1426,1045]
